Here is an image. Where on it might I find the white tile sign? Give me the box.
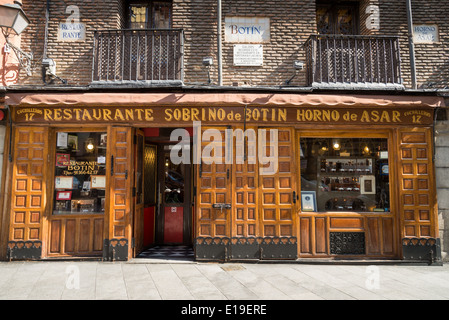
[58,23,86,42]
[413,25,439,43]
[233,44,264,66]
[225,17,270,43]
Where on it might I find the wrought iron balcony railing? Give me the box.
[92,29,184,83]
[305,34,403,88]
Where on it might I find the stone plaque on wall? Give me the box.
[413,25,439,43]
[58,23,86,42]
[233,44,264,66]
[225,17,270,43]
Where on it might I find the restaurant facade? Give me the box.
[0,0,448,263]
[0,89,444,263]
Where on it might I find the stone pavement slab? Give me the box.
[0,261,448,300]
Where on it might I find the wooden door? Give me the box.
[196,127,232,239]
[106,127,133,261]
[232,127,259,238]
[196,127,298,239]
[9,127,48,258]
[133,130,145,256]
[398,127,437,239]
[259,128,298,239]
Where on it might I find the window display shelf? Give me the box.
[317,157,376,212]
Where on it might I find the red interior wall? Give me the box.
[144,206,155,247]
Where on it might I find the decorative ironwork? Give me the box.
[402,238,442,264]
[230,237,262,260]
[3,31,33,76]
[144,145,157,204]
[195,237,298,261]
[260,237,298,260]
[195,237,230,261]
[92,29,184,83]
[103,238,129,261]
[7,241,42,260]
[330,232,366,255]
[305,34,402,88]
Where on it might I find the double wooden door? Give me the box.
[196,127,298,240]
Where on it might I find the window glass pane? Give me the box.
[53,132,107,215]
[317,6,332,34]
[152,2,172,28]
[164,147,185,204]
[130,5,148,29]
[136,135,144,204]
[300,137,390,213]
[316,3,357,35]
[337,8,354,34]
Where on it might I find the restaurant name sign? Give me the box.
[13,106,433,125]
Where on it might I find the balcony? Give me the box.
[305,34,403,89]
[92,29,184,84]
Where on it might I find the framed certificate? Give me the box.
[301,191,317,212]
[57,132,68,148]
[91,175,106,189]
[55,176,74,189]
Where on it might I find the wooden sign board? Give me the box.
[13,106,434,126]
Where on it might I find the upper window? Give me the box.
[317,2,359,35]
[129,1,172,29]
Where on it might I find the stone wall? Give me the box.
[436,110,449,261]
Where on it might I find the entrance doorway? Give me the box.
[135,128,194,259]
[156,144,192,245]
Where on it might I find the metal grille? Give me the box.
[305,34,402,87]
[93,29,184,83]
[144,145,157,205]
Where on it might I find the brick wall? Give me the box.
[409,1,449,89]
[13,0,449,89]
[19,0,123,85]
[173,0,316,87]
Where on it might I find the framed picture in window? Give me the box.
[68,135,78,151]
[301,191,317,212]
[56,191,72,200]
[56,153,70,167]
[55,176,74,189]
[100,134,107,146]
[380,163,389,176]
[360,175,376,194]
[91,175,106,189]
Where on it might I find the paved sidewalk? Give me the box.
[0,260,448,300]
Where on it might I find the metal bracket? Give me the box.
[213,203,231,215]
[4,34,33,76]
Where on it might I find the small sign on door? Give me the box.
[171,207,177,213]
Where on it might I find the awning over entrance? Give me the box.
[5,92,445,108]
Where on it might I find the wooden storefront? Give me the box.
[0,92,444,263]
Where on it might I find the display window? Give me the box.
[53,131,107,215]
[300,137,390,213]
